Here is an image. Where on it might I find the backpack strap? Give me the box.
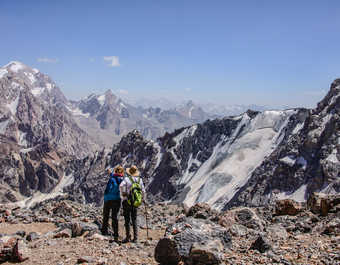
[128,174,136,184]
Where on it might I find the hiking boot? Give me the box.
[132,238,137,243]
[114,236,119,243]
[122,237,131,243]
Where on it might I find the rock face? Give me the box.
[226,79,340,210]
[0,61,99,157]
[0,61,101,203]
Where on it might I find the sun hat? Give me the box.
[126,165,140,177]
[114,165,124,175]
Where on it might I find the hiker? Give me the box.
[101,166,124,242]
[120,165,145,243]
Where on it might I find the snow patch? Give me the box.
[20,148,34,154]
[326,149,339,163]
[98,94,106,106]
[18,131,27,147]
[7,96,19,115]
[33,68,39,74]
[188,106,194,118]
[66,106,90,118]
[11,82,24,91]
[276,184,307,202]
[31,87,45,96]
[292,122,304,134]
[9,62,24,72]
[280,156,296,167]
[46,83,53,91]
[16,173,74,208]
[0,119,9,134]
[24,72,36,84]
[0,69,8,79]
[296,156,307,169]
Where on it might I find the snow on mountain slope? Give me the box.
[121,80,338,210]
[174,110,296,209]
[0,61,99,157]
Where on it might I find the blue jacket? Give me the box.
[104,173,123,202]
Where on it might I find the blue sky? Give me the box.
[1,0,340,107]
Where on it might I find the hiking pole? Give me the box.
[144,201,151,240]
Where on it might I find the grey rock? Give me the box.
[26,232,40,241]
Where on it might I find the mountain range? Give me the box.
[0,61,339,211]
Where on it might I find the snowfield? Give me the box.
[14,173,75,208]
[180,110,297,210]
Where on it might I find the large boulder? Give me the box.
[275,199,303,216]
[155,217,231,265]
[307,193,340,216]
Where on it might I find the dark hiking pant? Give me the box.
[122,200,138,240]
[102,199,121,237]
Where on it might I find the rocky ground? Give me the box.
[0,193,339,265]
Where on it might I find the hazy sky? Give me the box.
[1,0,340,107]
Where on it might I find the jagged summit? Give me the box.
[315,78,340,114]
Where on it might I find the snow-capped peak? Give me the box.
[3,61,26,73]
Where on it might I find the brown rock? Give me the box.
[275,199,303,216]
[54,229,72,238]
[4,210,11,217]
[72,222,83,237]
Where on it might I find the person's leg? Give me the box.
[122,200,131,242]
[111,199,121,242]
[131,207,138,242]
[101,201,110,235]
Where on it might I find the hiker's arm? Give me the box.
[104,179,110,195]
[119,179,128,198]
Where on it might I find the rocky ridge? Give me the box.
[69,91,212,147]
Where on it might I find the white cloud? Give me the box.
[37,57,59,63]
[104,56,120,67]
[184,87,192,92]
[117,89,128,95]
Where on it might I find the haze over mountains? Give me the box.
[0,61,214,148]
[0,61,272,148]
[0,61,338,210]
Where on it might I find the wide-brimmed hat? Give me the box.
[114,165,124,175]
[126,165,140,177]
